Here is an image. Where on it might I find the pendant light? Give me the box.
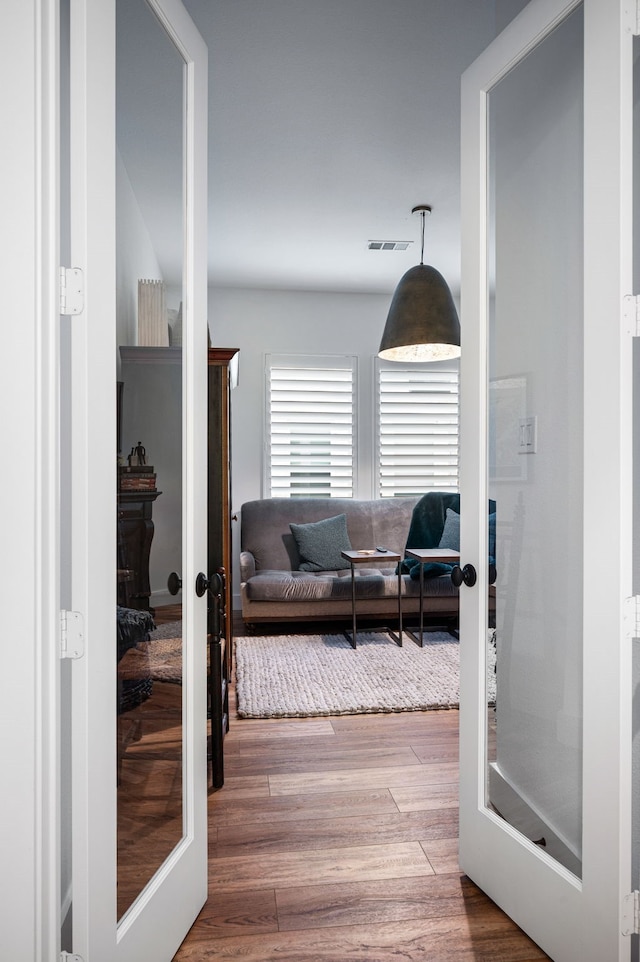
[378,205,461,362]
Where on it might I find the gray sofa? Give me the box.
[239,496,459,627]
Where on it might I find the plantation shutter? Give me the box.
[267,355,356,498]
[377,362,459,498]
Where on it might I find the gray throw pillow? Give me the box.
[290,514,352,571]
[438,507,460,551]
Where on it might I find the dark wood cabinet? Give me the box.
[207,347,238,789]
[207,348,239,678]
[117,489,162,611]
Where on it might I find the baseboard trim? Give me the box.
[151,587,177,608]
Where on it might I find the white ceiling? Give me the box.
[117,0,529,297]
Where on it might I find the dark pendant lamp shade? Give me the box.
[378,206,461,362]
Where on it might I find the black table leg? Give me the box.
[406,562,426,647]
[343,561,357,648]
[385,565,403,647]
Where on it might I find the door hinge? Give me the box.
[624,596,640,639]
[623,295,640,336]
[59,266,84,316]
[60,953,84,962]
[60,610,84,660]
[622,891,640,936]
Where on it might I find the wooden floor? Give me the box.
[117,604,183,918]
[170,620,550,962]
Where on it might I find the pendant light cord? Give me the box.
[420,210,425,266]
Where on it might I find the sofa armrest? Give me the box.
[240,550,256,582]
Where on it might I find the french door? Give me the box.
[68,0,208,959]
[459,1,633,960]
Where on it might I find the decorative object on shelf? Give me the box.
[120,443,156,490]
[127,440,147,467]
[378,205,461,362]
[119,465,157,491]
[137,278,169,346]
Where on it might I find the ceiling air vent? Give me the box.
[368,240,413,251]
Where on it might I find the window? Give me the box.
[266,354,356,498]
[376,359,459,498]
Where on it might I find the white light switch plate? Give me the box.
[518,416,537,454]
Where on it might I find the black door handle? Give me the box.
[195,572,210,597]
[451,563,477,588]
[195,571,224,598]
[169,571,224,597]
[167,571,182,595]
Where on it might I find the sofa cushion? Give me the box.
[243,568,458,602]
[438,508,460,550]
[435,507,497,560]
[290,514,352,571]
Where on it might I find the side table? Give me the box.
[341,548,402,649]
[404,547,460,646]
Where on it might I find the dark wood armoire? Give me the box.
[207,347,239,788]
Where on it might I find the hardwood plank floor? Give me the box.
[117,603,184,917]
[172,625,550,962]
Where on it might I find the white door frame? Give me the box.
[459,0,633,959]
[0,1,60,959]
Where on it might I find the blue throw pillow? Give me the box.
[437,508,496,559]
[290,514,352,571]
[438,508,460,551]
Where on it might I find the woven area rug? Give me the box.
[116,621,185,684]
[235,630,496,719]
[144,620,183,682]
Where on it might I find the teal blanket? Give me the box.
[399,492,496,580]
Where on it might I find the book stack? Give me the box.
[137,279,169,346]
[119,465,157,492]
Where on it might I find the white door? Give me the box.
[67,0,208,959]
[459,1,633,960]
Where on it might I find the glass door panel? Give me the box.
[68,0,206,956]
[486,3,584,878]
[115,0,184,921]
